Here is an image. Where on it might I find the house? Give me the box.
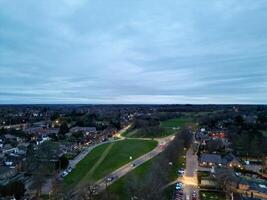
[233,193,261,200]
[199,153,222,167]
[222,153,243,168]
[4,155,23,170]
[2,144,18,154]
[46,128,59,136]
[238,180,250,190]
[103,125,118,136]
[24,127,44,135]
[17,142,30,155]
[209,132,225,139]
[4,134,17,142]
[36,135,50,145]
[70,127,97,135]
[0,166,17,185]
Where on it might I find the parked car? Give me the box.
[178,169,185,175]
[62,171,68,177]
[67,167,73,173]
[192,191,197,200]
[175,182,183,190]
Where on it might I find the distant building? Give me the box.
[209,132,225,139]
[70,127,97,135]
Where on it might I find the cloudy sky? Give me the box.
[0,0,267,104]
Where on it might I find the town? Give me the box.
[0,105,266,200]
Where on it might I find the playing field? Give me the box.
[160,118,191,128]
[123,117,193,138]
[63,139,158,189]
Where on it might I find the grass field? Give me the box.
[160,117,192,129]
[63,139,157,189]
[121,128,138,137]
[123,117,194,138]
[124,128,172,138]
[108,156,156,199]
[107,148,186,199]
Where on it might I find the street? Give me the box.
[182,138,199,200]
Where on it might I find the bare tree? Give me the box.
[76,183,98,200]
[26,141,58,199]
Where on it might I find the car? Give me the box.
[186,194,190,200]
[192,191,197,200]
[61,171,68,177]
[176,183,183,190]
[106,175,117,182]
[106,176,113,182]
[131,163,136,167]
[67,167,73,173]
[176,185,181,190]
[178,169,185,174]
[176,194,183,199]
[176,182,183,187]
[176,190,183,195]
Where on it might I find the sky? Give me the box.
[0,0,267,104]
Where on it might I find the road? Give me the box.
[182,137,199,200]
[95,135,175,193]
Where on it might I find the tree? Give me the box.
[234,115,244,126]
[76,183,98,200]
[0,181,25,199]
[180,127,192,148]
[206,139,225,153]
[59,122,69,135]
[57,155,69,170]
[26,141,58,198]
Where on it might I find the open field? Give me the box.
[160,118,192,128]
[63,139,158,189]
[107,148,186,199]
[108,156,156,199]
[124,117,194,138]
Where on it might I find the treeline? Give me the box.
[199,110,267,156]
